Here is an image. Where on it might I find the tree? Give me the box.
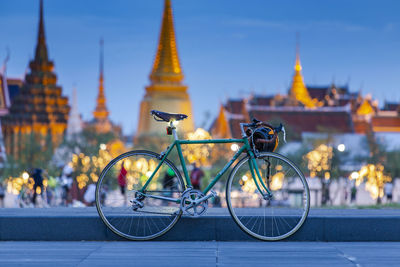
[384,150,400,179]
[304,144,333,205]
[351,163,391,204]
[2,132,56,179]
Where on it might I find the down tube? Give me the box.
[203,145,247,194]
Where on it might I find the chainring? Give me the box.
[180,189,208,217]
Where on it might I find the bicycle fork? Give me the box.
[249,156,273,200]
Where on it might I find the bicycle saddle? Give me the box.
[150,110,188,122]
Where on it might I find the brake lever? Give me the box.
[273,123,287,143]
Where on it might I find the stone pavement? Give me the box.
[0,241,399,266]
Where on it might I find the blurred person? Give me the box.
[60,165,73,206]
[118,162,127,204]
[190,162,204,190]
[118,162,127,195]
[351,184,357,204]
[162,168,176,200]
[163,168,176,189]
[384,182,393,203]
[83,183,96,206]
[46,176,58,206]
[32,168,44,206]
[0,182,5,207]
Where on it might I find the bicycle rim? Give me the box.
[226,152,310,241]
[96,150,184,240]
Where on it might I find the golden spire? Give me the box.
[289,36,316,108]
[34,0,48,63]
[93,38,110,121]
[149,0,184,84]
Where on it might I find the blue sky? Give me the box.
[1,0,400,135]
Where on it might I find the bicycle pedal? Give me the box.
[130,199,144,208]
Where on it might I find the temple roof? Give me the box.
[149,0,184,84]
[248,107,354,137]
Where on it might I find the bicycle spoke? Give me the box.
[227,152,310,241]
[96,150,184,240]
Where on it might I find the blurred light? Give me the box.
[100,143,107,150]
[324,172,330,180]
[172,120,179,127]
[242,175,248,181]
[270,172,284,190]
[337,144,346,152]
[350,172,359,180]
[22,172,29,180]
[146,171,153,177]
[231,144,239,152]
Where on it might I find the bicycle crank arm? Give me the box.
[193,190,217,205]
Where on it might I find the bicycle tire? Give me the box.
[226,152,310,241]
[96,150,184,240]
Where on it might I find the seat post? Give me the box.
[169,121,179,140]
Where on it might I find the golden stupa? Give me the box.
[288,45,318,108]
[136,0,194,140]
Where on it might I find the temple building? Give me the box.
[1,0,70,156]
[90,39,113,134]
[136,0,194,141]
[211,47,400,139]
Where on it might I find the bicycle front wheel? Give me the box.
[96,150,185,240]
[226,152,310,241]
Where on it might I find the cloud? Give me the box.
[225,18,368,33]
[383,23,396,33]
[225,18,291,30]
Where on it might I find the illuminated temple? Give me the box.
[211,47,400,138]
[136,0,194,141]
[1,0,70,156]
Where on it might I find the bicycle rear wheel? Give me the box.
[226,152,310,241]
[96,150,184,240]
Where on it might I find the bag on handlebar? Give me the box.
[247,125,279,153]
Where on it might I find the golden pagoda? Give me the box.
[2,0,70,156]
[92,39,112,133]
[288,45,318,108]
[357,99,375,116]
[136,0,194,140]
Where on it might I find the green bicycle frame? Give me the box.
[140,137,273,199]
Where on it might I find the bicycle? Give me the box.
[95,110,310,241]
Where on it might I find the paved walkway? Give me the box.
[0,241,399,266]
